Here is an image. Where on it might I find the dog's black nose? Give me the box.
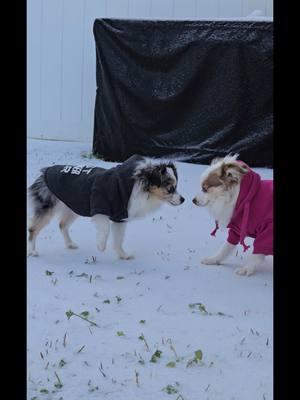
[180,196,185,203]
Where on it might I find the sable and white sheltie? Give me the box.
[192,154,273,276]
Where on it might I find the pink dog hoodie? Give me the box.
[211,163,273,255]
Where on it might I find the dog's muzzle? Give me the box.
[192,196,208,207]
[169,195,185,206]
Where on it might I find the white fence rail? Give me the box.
[27,0,273,142]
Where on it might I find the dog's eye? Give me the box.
[202,186,208,193]
[167,187,175,194]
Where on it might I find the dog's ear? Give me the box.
[166,162,178,180]
[211,157,223,165]
[139,167,162,187]
[134,166,159,187]
[221,162,248,184]
[159,165,167,175]
[150,162,178,186]
[149,169,162,186]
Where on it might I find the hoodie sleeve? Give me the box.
[227,228,240,246]
[253,220,273,255]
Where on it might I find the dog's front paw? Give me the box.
[201,256,222,265]
[67,242,78,249]
[27,249,39,257]
[118,251,134,260]
[97,242,106,252]
[235,266,255,277]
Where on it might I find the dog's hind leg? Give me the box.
[235,254,265,277]
[91,214,110,252]
[28,209,54,256]
[111,222,134,260]
[58,207,79,249]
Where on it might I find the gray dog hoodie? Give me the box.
[44,155,144,222]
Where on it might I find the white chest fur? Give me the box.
[207,187,239,227]
[128,183,162,220]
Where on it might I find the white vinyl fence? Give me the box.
[27,0,273,142]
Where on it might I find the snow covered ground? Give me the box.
[27,138,273,400]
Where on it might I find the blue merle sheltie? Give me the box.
[28,155,184,259]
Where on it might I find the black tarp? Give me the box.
[93,19,273,167]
